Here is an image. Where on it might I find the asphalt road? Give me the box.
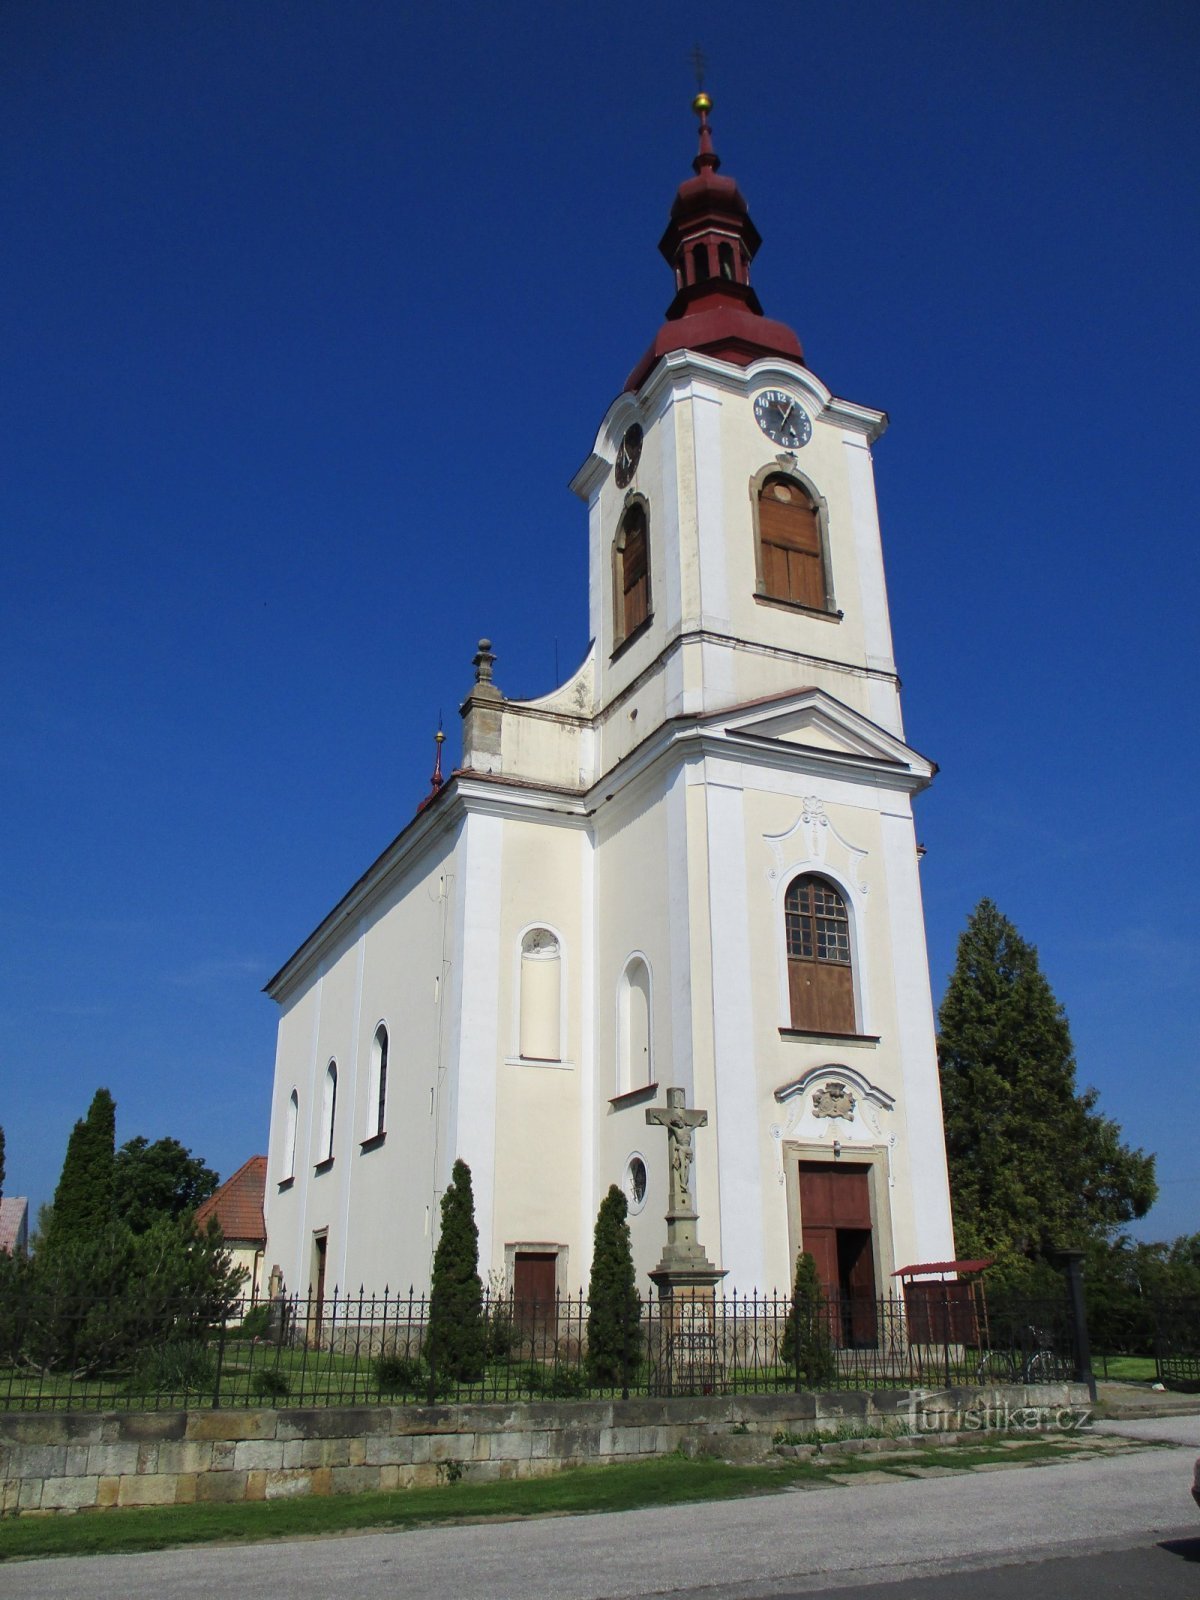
[2,1415,1196,1600]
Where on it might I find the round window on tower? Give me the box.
[624,1154,648,1214]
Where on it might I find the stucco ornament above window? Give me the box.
[812,1080,856,1120]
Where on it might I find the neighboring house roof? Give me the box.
[0,1196,29,1254]
[194,1156,267,1245]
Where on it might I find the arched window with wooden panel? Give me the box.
[519,927,562,1062]
[318,1061,338,1165]
[283,1088,299,1181]
[756,473,829,612]
[784,874,856,1034]
[613,501,651,649]
[617,955,652,1095]
[366,1023,388,1140]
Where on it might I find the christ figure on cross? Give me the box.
[646,1087,708,1215]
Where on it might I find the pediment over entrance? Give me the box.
[709,689,935,786]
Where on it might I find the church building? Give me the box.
[262,97,957,1308]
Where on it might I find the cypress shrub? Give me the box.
[782,1250,834,1388]
[426,1158,485,1383]
[48,1088,116,1246]
[586,1184,642,1385]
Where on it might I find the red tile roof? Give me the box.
[195,1156,266,1245]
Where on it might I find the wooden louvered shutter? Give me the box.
[621,509,649,635]
[759,477,826,609]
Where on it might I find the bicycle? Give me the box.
[976,1324,1071,1384]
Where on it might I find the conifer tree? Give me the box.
[425,1158,485,1382]
[585,1184,642,1385]
[49,1088,117,1244]
[938,900,1156,1276]
[782,1249,833,1387]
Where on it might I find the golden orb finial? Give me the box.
[692,90,712,116]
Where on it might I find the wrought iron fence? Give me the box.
[1155,1296,1200,1391]
[0,1284,1085,1413]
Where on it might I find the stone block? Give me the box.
[7,1416,70,1445]
[309,1467,333,1497]
[347,1437,366,1467]
[278,1406,384,1440]
[41,1476,99,1511]
[408,1435,431,1465]
[17,1479,43,1510]
[211,1439,238,1471]
[377,1465,400,1491]
[527,1431,551,1460]
[429,1433,469,1463]
[330,1466,379,1496]
[187,1410,274,1442]
[1,1480,20,1515]
[155,1440,214,1475]
[95,1476,120,1509]
[11,1446,66,1479]
[197,1470,248,1503]
[174,1474,198,1504]
[118,1412,187,1443]
[363,1435,414,1467]
[136,1443,159,1474]
[297,1438,349,1468]
[245,1470,267,1502]
[265,1470,312,1501]
[234,1439,286,1472]
[65,1444,91,1474]
[117,1474,177,1508]
[87,1442,141,1478]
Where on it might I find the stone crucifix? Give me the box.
[646,1087,708,1216]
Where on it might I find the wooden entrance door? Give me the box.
[798,1162,878,1347]
[311,1234,328,1343]
[513,1251,557,1348]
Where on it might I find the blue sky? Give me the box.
[3,1,1197,1249]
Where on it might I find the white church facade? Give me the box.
[262,98,957,1311]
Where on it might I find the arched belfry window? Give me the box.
[784,874,855,1034]
[617,956,652,1095]
[718,241,735,280]
[614,502,650,648]
[319,1061,338,1164]
[757,474,828,611]
[519,928,562,1062]
[367,1024,388,1139]
[692,242,710,282]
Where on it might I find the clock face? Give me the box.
[753,390,812,449]
[614,423,643,488]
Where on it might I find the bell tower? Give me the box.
[572,95,904,781]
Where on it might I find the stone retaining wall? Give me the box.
[1,1383,1089,1515]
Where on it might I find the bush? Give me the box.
[782,1251,835,1388]
[372,1352,425,1395]
[250,1366,291,1399]
[426,1159,485,1383]
[586,1185,642,1385]
[126,1338,214,1396]
[235,1303,274,1340]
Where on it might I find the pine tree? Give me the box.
[782,1250,834,1387]
[938,900,1156,1276]
[585,1184,642,1385]
[425,1158,485,1383]
[48,1088,117,1245]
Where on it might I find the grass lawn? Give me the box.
[1095,1355,1159,1382]
[0,1437,1095,1564]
